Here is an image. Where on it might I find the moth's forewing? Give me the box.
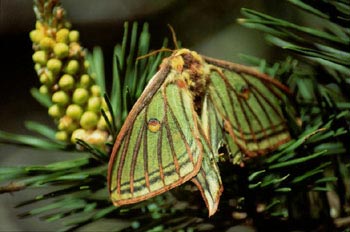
[108,52,208,206]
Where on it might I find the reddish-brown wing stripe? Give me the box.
[164,103,197,174]
[157,122,165,186]
[206,56,287,124]
[167,105,195,166]
[244,78,284,120]
[196,109,217,156]
[236,74,267,138]
[205,102,213,147]
[212,69,287,142]
[163,92,181,176]
[212,69,251,143]
[239,73,284,107]
[208,87,242,142]
[231,122,286,138]
[249,75,284,99]
[242,99,266,137]
[219,70,259,143]
[241,77,276,131]
[156,87,168,187]
[129,122,146,195]
[116,125,134,195]
[203,56,291,94]
[203,98,221,149]
[143,120,151,192]
[198,169,211,199]
[173,88,196,165]
[207,97,225,139]
[233,92,257,143]
[239,74,286,136]
[209,87,286,141]
[108,66,171,193]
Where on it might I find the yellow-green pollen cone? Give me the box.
[30,8,110,149]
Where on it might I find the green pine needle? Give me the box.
[88,46,106,94]
[30,88,52,108]
[24,121,59,141]
[0,130,65,150]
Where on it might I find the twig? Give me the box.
[334,216,350,228]
[303,128,327,142]
[0,182,26,194]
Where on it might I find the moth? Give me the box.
[107,48,291,216]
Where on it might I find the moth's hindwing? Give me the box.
[191,130,223,217]
[205,57,291,157]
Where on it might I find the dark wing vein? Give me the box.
[157,119,165,186]
[213,69,253,145]
[221,71,259,143]
[163,90,181,176]
[237,74,268,138]
[116,124,134,195]
[209,85,243,145]
[247,80,284,120]
[242,79,275,131]
[129,121,146,195]
[177,88,196,164]
[167,96,195,172]
[143,119,150,192]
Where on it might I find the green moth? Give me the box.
[108,49,291,216]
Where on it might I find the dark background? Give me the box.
[0,0,307,230]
